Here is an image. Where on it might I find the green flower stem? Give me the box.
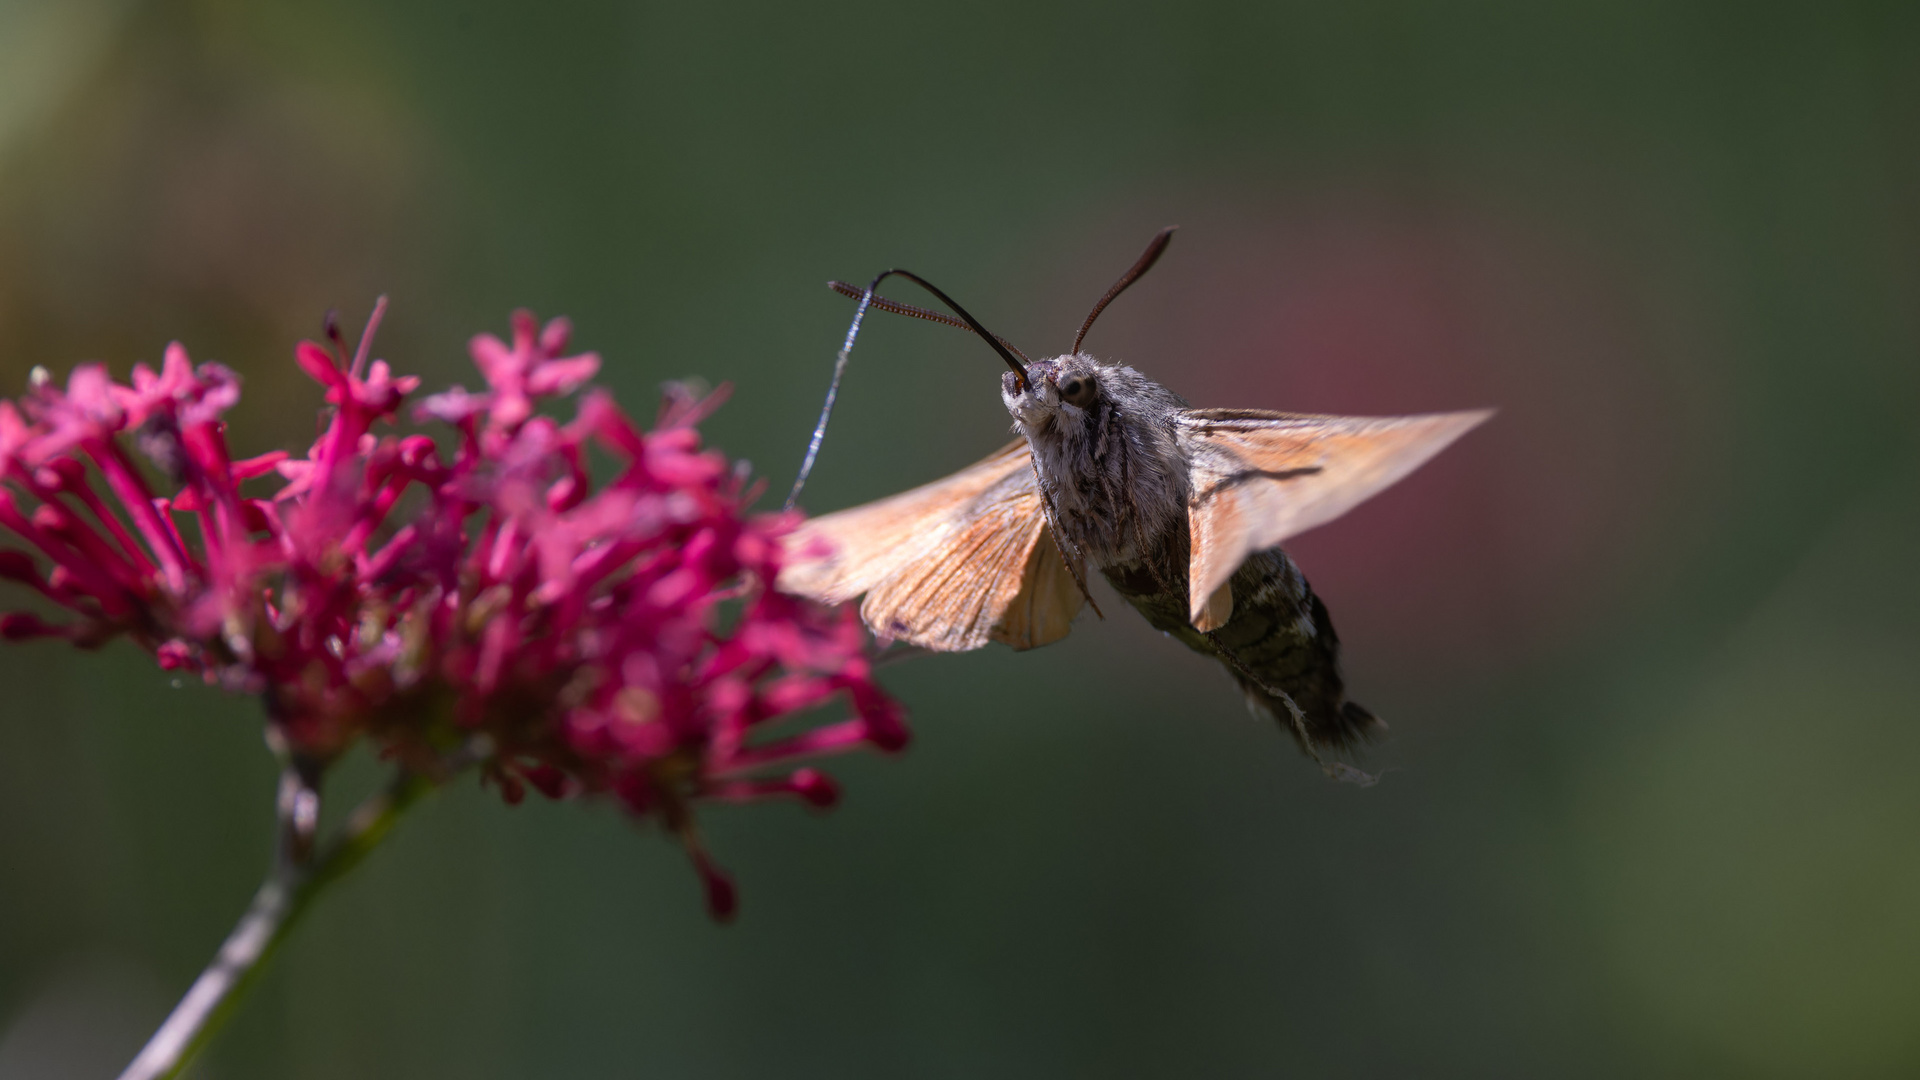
[118,768,434,1080]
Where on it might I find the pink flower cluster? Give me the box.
[0,302,906,918]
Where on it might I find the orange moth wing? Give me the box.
[778,441,1084,652]
[1177,408,1493,631]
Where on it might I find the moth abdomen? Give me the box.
[1104,545,1380,756]
[1213,551,1381,752]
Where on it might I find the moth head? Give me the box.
[1001,354,1103,424]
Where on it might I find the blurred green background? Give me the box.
[1,1,1916,1076]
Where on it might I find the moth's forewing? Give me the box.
[1178,409,1493,629]
[779,440,1030,604]
[777,440,1080,652]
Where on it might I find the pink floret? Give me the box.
[0,302,903,920]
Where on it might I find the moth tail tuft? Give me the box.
[1340,700,1388,742]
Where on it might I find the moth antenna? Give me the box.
[827,281,1032,364]
[787,269,1031,513]
[1071,226,1177,355]
[864,269,1030,387]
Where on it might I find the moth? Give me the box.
[777,229,1490,775]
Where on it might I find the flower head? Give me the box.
[0,300,905,918]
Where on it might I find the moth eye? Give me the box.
[1057,374,1096,407]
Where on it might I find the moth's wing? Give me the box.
[777,440,1083,652]
[1176,408,1493,631]
[986,521,1084,651]
[777,440,1030,608]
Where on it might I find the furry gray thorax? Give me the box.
[999,354,1189,566]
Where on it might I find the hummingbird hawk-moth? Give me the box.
[777,228,1490,776]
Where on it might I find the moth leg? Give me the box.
[1029,457,1103,619]
[872,644,937,670]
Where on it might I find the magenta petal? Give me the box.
[294,341,342,389]
[526,354,601,396]
[231,451,289,481]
